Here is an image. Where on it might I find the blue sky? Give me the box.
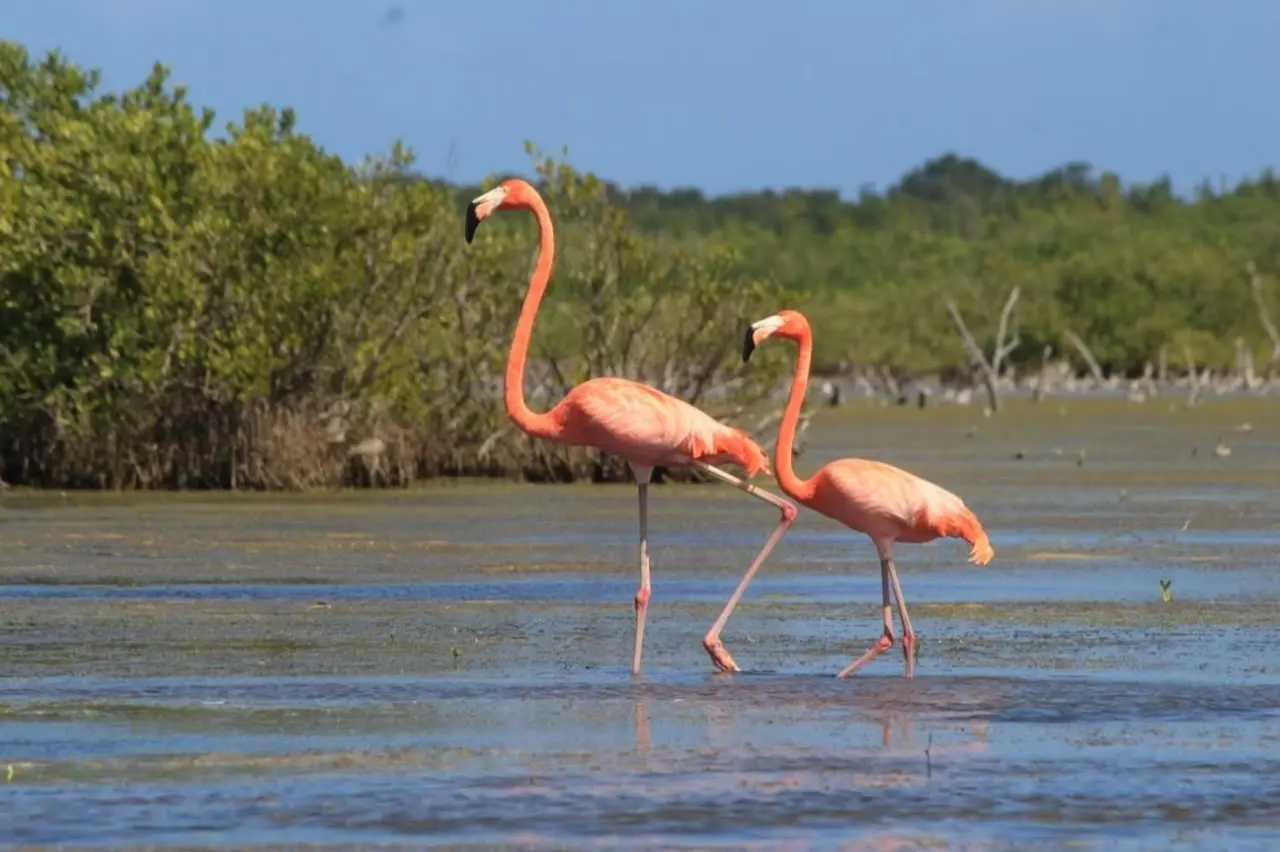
[4,0,1277,197]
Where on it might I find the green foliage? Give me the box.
[0,43,787,488]
[5,40,1279,489]
[465,149,1280,376]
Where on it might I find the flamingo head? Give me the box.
[742,310,808,362]
[464,178,533,243]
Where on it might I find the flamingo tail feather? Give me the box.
[945,507,994,565]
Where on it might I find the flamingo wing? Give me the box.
[811,459,960,528]
[813,458,992,560]
[556,378,767,474]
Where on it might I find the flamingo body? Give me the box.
[805,459,992,562]
[547,377,770,476]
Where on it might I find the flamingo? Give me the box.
[464,178,798,675]
[742,309,994,679]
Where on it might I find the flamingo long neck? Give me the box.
[503,193,562,440]
[774,327,818,502]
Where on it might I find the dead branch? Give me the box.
[1140,359,1158,396]
[1032,344,1053,403]
[1063,329,1106,384]
[1183,344,1202,408]
[1235,337,1258,390]
[943,286,1020,414]
[1246,262,1280,380]
[476,426,510,463]
[992,286,1022,373]
[877,365,900,401]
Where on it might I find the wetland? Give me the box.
[1,397,1279,849]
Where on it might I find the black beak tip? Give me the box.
[741,327,756,363]
[464,202,480,244]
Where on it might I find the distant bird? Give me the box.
[743,309,993,679]
[465,179,797,675]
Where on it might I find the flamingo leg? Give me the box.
[632,477,653,675]
[635,697,651,752]
[837,558,895,678]
[886,560,917,679]
[694,462,798,673]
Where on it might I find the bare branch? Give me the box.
[1246,262,1280,380]
[476,425,510,463]
[877,365,900,401]
[1183,344,1202,408]
[1247,262,1280,346]
[944,298,984,366]
[944,295,1003,413]
[991,286,1021,374]
[1235,337,1258,390]
[1032,344,1053,403]
[994,333,1022,370]
[1063,329,1106,384]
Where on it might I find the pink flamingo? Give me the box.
[742,309,994,679]
[464,179,798,675]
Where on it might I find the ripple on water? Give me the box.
[4,413,1280,849]
[3,673,1280,847]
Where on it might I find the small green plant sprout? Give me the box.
[1159,579,1173,603]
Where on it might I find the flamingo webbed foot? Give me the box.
[837,631,895,678]
[632,586,651,675]
[902,631,917,679]
[702,636,741,673]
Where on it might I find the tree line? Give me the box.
[441,150,1280,380]
[3,42,1278,489]
[519,153,1280,379]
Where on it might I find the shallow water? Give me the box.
[2,398,1279,849]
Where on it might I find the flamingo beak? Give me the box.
[464,203,483,244]
[464,186,509,244]
[742,315,786,362]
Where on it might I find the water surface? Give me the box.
[2,398,1278,849]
